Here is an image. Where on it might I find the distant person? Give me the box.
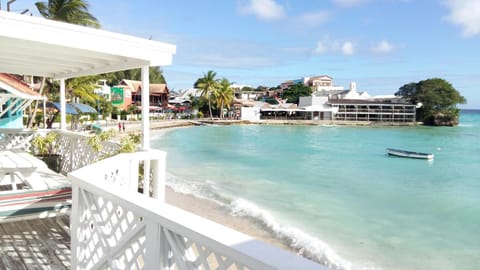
[118,122,122,132]
[122,122,125,132]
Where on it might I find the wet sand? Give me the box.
[165,186,291,251]
[114,120,293,251]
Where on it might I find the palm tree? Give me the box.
[28,0,100,128]
[194,70,218,120]
[67,75,100,105]
[35,0,100,28]
[216,78,234,119]
[103,66,166,85]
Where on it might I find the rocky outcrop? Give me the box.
[433,113,459,126]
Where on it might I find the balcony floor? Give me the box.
[0,215,70,269]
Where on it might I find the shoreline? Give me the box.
[164,186,292,251]
[113,120,314,261]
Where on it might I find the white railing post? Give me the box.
[145,221,161,269]
[70,184,80,269]
[143,160,151,196]
[128,158,139,193]
[60,79,67,130]
[151,151,166,202]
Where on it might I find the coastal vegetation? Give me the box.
[194,70,218,120]
[281,83,313,104]
[194,70,234,119]
[396,78,466,126]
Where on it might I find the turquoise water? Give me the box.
[151,111,480,270]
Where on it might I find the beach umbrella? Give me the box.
[71,103,97,114]
[46,102,78,114]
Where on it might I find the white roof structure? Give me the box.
[0,10,176,79]
[0,10,176,149]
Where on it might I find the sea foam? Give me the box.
[166,172,353,270]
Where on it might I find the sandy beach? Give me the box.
[113,119,294,252]
[165,186,291,251]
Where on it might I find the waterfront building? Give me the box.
[94,79,111,101]
[120,79,170,109]
[241,81,416,123]
[0,73,45,128]
[281,75,344,92]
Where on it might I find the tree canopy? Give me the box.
[35,0,100,28]
[281,83,313,104]
[194,70,219,119]
[103,67,166,86]
[396,78,466,126]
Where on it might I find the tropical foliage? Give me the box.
[193,71,236,119]
[35,0,100,28]
[281,83,313,104]
[194,70,219,119]
[103,67,166,86]
[216,78,234,119]
[396,78,466,126]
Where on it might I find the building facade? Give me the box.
[0,73,44,128]
[112,79,170,111]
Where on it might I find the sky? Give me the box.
[8,0,480,108]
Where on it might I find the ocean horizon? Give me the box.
[151,111,480,270]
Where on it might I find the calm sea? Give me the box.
[151,110,480,270]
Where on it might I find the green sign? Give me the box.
[111,87,124,106]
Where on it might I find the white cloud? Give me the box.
[341,41,355,55]
[372,40,394,54]
[294,10,332,27]
[313,41,329,55]
[312,39,355,56]
[190,54,276,68]
[443,0,480,37]
[240,0,286,21]
[332,0,369,8]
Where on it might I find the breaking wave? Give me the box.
[166,172,353,270]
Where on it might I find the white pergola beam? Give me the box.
[0,10,175,80]
[0,10,176,148]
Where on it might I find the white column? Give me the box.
[151,151,166,202]
[141,66,150,150]
[42,99,47,128]
[60,79,67,130]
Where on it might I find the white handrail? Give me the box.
[69,150,327,270]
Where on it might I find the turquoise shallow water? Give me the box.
[151,111,480,270]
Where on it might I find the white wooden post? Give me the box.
[70,184,80,269]
[151,151,166,202]
[141,65,150,150]
[60,78,67,130]
[42,99,47,128]
[129,158,139,193]
[145,221,161,269]
[143,160,151,196]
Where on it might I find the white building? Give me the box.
[94,79,111,101]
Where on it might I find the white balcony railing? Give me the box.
[0,128,119,174]
[68,150,327,270]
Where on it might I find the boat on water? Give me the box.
[386,148,434,160]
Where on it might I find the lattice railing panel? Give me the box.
[75,188,257,270]
[76,189,147,269]
[55,130,119,174]
[70,151,325,270]
[0,129,35,151]
[0,129,120,175]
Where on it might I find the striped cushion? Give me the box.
[0,186,71,220]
